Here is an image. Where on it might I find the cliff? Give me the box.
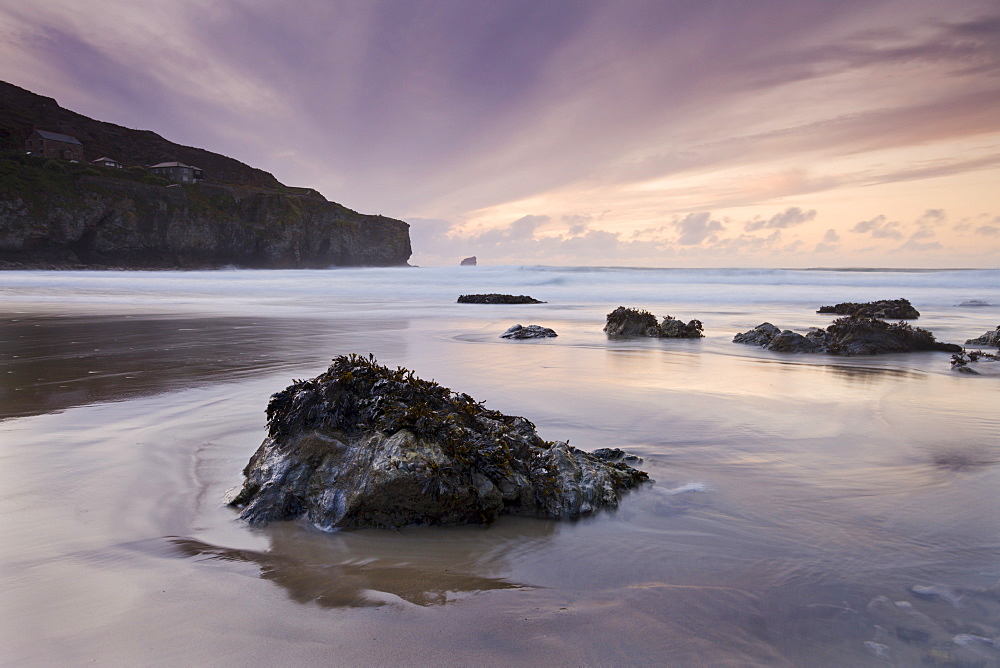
[0,157,410,268]
[0,81,411,268]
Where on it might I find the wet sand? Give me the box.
[2,273,999,666]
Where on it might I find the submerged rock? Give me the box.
[604,307,704,338]
[733,322,827,353]
[732,322,781,347]
[457,293,545,304]
[500,324,557,339]
[228,354,648,529]
[958,300,991,307]
[767,328,827,354]
[817,298,920,319]
[965,326,1000,347]
[734,316,961,355]
[590,448,643,465]
[951,349,999,374]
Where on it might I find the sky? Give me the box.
[1,1,998,268]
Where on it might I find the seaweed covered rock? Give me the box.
[770,329,827,354]
[604,307,659,336]
[457,294,544,304]
[659,315,705,338]
[733,316,961,355]
[817,298,920,319]
[500,324,557,339]
[824,316,958,355]
[966,325,1000,347]
[732,322,781,347]
[951,349,1000,374]
[228,355,648,529]
[733,323,826,353]
[604,307,704,338]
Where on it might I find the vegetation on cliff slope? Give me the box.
[0,80,412,268]
[0,152,411,268]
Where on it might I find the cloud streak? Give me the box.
[0,0,997,266]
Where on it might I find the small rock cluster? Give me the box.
[457,293,545,304]
[734,316,962,356]
[500,324,557,339]
[951,349,1000,374]
[817,298,920,319]
[603,306,704,338]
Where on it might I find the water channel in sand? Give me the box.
[1,267,999,666]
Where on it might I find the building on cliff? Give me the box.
[149,161,204,184]
[25,129,83,161]
[91,156,123,169]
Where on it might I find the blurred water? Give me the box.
[1,267,998,666]
[1,265,998,312]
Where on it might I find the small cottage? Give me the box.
[148,161,204,184]
[25,130,83,161]
[91,156,123,169]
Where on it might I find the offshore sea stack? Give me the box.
[734,316,961,355]
[228,355,648,529]
[817,298,920,319]
[604,306,704,338]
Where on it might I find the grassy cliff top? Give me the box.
[1,80,283,190]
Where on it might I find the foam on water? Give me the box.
[2,266,998,314]
[660,482,710,495]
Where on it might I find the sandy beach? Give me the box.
[1,266,999,666]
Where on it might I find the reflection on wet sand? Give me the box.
[165,519,555,608]
[168,536,528,607]
[0,313,408,420]
[821,362,919,384]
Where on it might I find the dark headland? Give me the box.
[0,81,411,269]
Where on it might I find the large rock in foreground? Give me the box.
[734,316,961,355]
[817,298,920,319]
[604,306,704,338]
[228,355,648,529]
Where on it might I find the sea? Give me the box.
[1,266,998,666]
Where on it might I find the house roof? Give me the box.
[149,161,201,170]
[91,156,121,163]
[34,130,82,145]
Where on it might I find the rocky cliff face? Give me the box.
[0,168,411,268]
